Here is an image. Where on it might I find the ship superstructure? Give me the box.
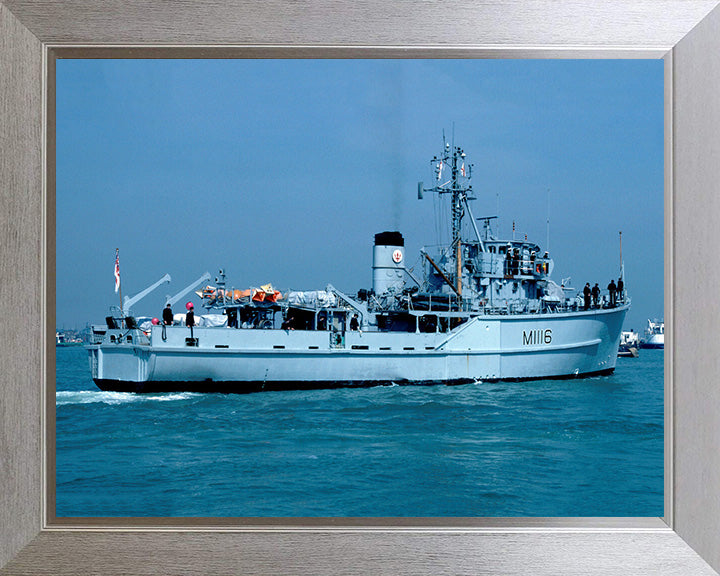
[87,140,629,393]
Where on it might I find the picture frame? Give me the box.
[2,1,720,573]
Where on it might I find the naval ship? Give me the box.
[87,141,629,393]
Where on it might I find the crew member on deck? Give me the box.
[591,283,600,308]
[162,303,173,325]
[185,302,195,327]
[350,314,360,331]
[617,277,624,302]
[607,279,617,307]
[583,283,591,310]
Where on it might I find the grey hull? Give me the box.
[94,367,616,394]
[88,304,627,393]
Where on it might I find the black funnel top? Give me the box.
[374,231,404,247]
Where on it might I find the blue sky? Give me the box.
[56,59,663,332]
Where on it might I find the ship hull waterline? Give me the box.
[87,305,627,394]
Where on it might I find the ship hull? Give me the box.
[88,305,627,393]
[94,368,617,394]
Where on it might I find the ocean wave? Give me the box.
[55,390,199,406]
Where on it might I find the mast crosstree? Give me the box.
[422,138,474,248]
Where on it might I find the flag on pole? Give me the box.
[461,162,466,177]
[114,249,121,293]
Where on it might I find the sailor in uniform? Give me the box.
[162,304,174,325]
[607,279,617,307]
[350,314,360,331]
[583,283,592,310]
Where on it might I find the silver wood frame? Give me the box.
[2,1,720,574]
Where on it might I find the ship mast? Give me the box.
[424,138,473,247]
[419,136,476,297]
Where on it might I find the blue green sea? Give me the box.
[55,346,663,517]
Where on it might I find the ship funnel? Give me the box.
[373,231,405,295]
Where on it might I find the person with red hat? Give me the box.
[185,301,195,334]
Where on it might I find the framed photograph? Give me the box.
[2,1,720,574]
[53,56,664,521]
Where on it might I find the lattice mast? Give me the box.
[419,135,475,295]
[433,139,472,246]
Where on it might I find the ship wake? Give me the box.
[56,390,200,406]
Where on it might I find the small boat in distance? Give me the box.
[618,329,639,358]
[640,319,664,349]
[56,331,83,347]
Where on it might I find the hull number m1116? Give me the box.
[523,329,553,346]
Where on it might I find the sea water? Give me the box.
[56,346,663,517]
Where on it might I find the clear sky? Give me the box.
[56,59,663,332]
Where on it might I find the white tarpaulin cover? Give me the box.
[169,313,228,327]
[287,290,338,308]
[541,280,565,303]
[197,314,228,327]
